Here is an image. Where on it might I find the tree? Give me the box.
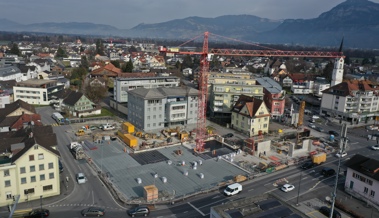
[175,60,182,70]
[95,39,104,56]
[122,59,133,72]
[84,82,108,103]
[361,58,370,66]
[70,67,87,80]
[321,61,334,81]
[128,46,138,53]
[9,43,20,56]
[371,56,377,65]
[182,55,193,69]
[81,55,89,70]
[111,60,120,68]
[56,46,67,58]
[344,56,351,65]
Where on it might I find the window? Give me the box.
[6,192,12,199]
[263,124,268,128]
[20,167,26,174]
[153,115,156,119]
[5,180,11,187]
[24,188,35,195]
[43,185,53,191]
[29,155,34,161]
[49,172,54,179]
[40,174,45,181]
[39,164,44,171]
[31,176,36,183]
[38,153,44,160]
[264,117,268,121]
[21,178,27,184]
[370,190,375,197]
[30,165,35,172]
[364,187,368,194]
[4,169,9,176]
[147,116,150,120]
[48,162,53,169]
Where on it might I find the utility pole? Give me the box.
[8,195,20,218]
[330,123,347,218]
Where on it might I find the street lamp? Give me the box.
[296,172,302,206]
[40,195,43,218]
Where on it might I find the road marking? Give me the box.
[188,202,205,216]
[212,195,221,199]
[264,187,278,193]
[197,198,228,209]
[92,190,94,205]
[248,189,254,192]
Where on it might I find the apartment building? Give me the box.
[0,126,60,207]
[128,87,198,131]
[208,74,264,118]
[344,154,379,206]
[256,77,285,119]
[13,79,64,105]
[231,95,270,137]
[111,74,180,115]
[320,80,379,123]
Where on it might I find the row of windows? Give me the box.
[16,90,41,94]
[5,185,54,199]
[5,173,54,187]
[16,95,41,99]
[363,187,375,197]
[21,162,54,174]
[353,173,373,185]
[146,123,162,128]
[29,153,45,161]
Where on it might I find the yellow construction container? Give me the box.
[234,175,247,183]
[312,153,326,165]
[178,131,189,140]
[144,185,158,201]
[123,134,138,147]
[122,122,135,133]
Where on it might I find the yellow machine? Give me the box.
[297,101,305,127]
[75,129,86,136]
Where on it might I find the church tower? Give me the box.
[331,57,344,87]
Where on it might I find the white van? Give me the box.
[224,183,242,196]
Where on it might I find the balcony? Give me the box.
[214,101,223,106]
[214,95,223,100]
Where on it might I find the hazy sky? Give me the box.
[1,0,379,29]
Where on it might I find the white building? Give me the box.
[345,154,379,207]
[320,80,379,122]
[13,79,65,105]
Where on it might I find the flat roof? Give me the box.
[16,79,56,85]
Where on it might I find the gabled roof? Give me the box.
[62,91,84,106]
[345,154,379,181]
[322,80,379,97]
[288,73,318,81]
[0,99,36,117]
[231,95,265,118]
[51,89,72,100]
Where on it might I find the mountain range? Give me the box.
[0,0,378,49]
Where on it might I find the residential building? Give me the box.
[128,87,198,131]
[256,77,286,119]
[0,92,10,108]
[26,59,51,73]
[13,79,65,105]
[90,63,121,78]
[111,74,180,114]
[313,77,330,97]
[344,154,379,206]
[0,65,23,82]
[208,74,264,118]
[0,99,42,132]
[231,95,270,137]
[320,80,379,122]
[0,126,60,207]
[61,91,100,117]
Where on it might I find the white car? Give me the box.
[308,123,316,129]
[77,173,86,184]
[335,151,347,158]
[371,145,379,150]
[312,115,320,120]
[281,184,295,192]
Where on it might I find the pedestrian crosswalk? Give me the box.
[51,123,60,126]
[47,203,123,210]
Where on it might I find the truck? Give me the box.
[311,152,326,165]
[52,112,67,125]
[69,142,85,160]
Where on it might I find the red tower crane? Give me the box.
[159,32,344,152]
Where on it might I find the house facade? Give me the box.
[344,154,379,207]
[256,77,286,119]
[128,87,198,131]
[320,80,379,122]
[208,75,264,118]
[0,126,60,207]
[13,79,65,105]
[0,66,23,82]
[231,95,270,137]
[62,91,100,117]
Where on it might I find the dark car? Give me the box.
[321,167,336,177]
[25,208,50,218]
[315,127,324,132]
[301,161,314,170]
[127,206,150,217]
[319,206,342,218]
[81,207,105,217]
[223,133,234,138]
[328,130,340,137]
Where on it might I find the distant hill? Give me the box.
[0,0,379,48]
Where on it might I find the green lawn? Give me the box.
[86,108,115,117]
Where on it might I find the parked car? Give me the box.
[223,133,234,138]
[281,184,295,192]
[308,119,315,123]
[335,151,347,158]
[328,130,340,137]
[77,173,86,184]
[371,145,379,150]
[308,123,316,129]
[319,206,342,218]
[312,115,320,119]
[25,208,50,218]
[301,161,314,170]
[81,207,105,217]
[315,127,324,132]
[321,167,336,177]
[127,206,150,217]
